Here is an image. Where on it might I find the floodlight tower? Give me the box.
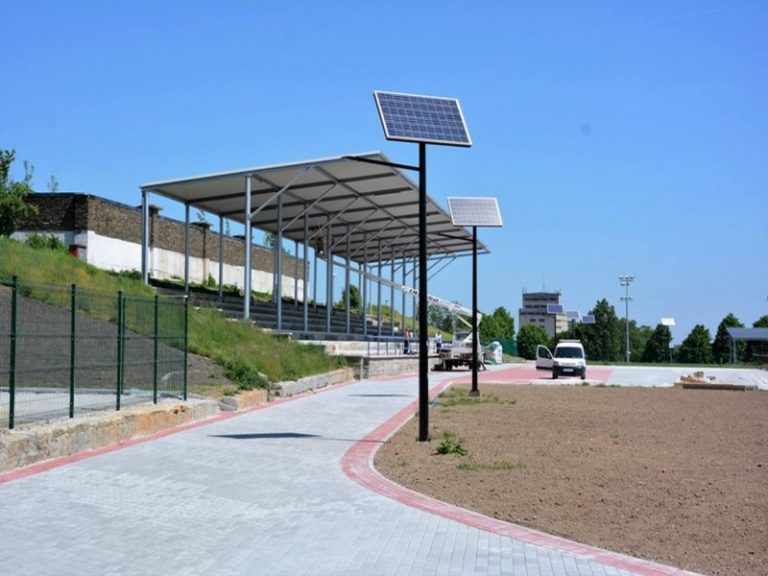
[619,275,634,363]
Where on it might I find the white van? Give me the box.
[535,340,587,380]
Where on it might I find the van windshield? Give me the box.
[555,347,583,359]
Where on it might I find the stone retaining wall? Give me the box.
[272,367,354,397]
[0,398,219,473]
[349,356,442,379]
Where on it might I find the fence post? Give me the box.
[183,295,188,401]
[116,290,123,411]
[8,276,18,429]
[153,294,159,404]
[70,284,76,419]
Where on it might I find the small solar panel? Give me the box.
[374,91,472,147]
[447,197,503,227]
[546,304,565,314]
[565,310,581,321]
[581,315,595,325]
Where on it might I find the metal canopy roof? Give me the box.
[141,152,486,264]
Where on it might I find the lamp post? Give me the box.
[619,275,634,363]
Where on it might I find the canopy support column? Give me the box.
[294,239,299,308]
[362,235,368,338]
[218,216,224,301]
[184,203,190,294]
[345,225,351,334]
[325,220,333,333]
[244,175,252,320]
[141,189,149,284]
[276,193,283,330]
[313,244,318,311]
[377,239,382,339]
[411,258,417,333]
[401,256,407,334]
[390,248,395,336]
[303,207,309,332]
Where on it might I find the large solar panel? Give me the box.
[374,91,472,147]
[546,304,565,314]
[448,197,502,227]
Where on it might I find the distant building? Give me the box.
[519,291,567,338]
[13,193,304,298]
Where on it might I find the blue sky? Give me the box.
[2,0,766,342]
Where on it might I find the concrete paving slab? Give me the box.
[0,368,702,576]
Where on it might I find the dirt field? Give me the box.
[375,383,768,576]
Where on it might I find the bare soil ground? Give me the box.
[375,383,768,576]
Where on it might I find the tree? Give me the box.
[427,305,455,334]
[712,313,745,364]
[517,324,549,360]
[642,324,672,363]
[746,315,768,363]
[338,284,360,311]
[47,175,60,192]
[0,149,37,236]
[579,299,622,362]
[629,321,653,362]
[678,324,713,364]
[479,306,515,342]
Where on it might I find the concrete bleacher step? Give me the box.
[152,281,400,339]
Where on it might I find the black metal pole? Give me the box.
[70,284,76,418]
[418,143,429,442]
[116,291,123,412]
[470,226,479,396]
[153,294,159,405]
[9,276,18,429]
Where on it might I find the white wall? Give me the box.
[13,230,304,300]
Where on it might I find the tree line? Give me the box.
[516,298,768,364]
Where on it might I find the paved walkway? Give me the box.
[0,367,701,576]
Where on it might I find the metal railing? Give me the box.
[0,277,187,429]
[366,334,421,356]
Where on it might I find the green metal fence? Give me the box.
[0,277,188,429]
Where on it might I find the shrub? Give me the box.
[25,233,65,251]
[435,431,468,456]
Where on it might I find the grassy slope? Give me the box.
[0,238,345,390]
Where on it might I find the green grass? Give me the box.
[0,237,154,296]
[0,237,346,392]
[188,306,345,385]
[437,387,516,407]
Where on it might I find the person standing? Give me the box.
[403,329,410,355]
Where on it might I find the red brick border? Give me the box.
[341,377,699,576]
